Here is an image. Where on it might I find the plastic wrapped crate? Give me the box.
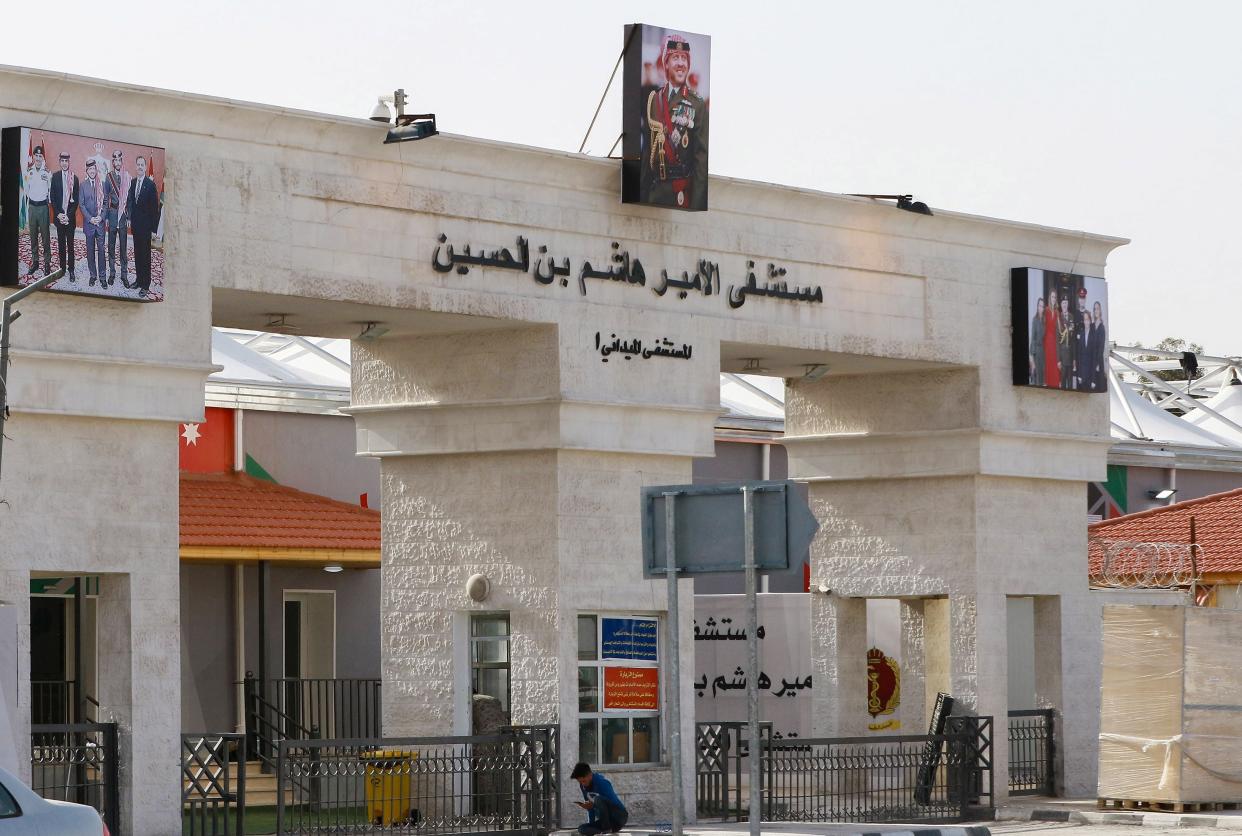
[1098,604,1242,806]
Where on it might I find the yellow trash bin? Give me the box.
[360,748,418,826]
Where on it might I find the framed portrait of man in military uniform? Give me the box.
[622,24,711,212]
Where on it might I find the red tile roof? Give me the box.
[181,471,380,552]
[1088,486,1242,577]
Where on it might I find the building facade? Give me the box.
[0,65,1121,832]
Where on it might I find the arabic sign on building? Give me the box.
[601,617,659,662]
[2,127,166,302]
[603,666,660,711]
[621,24,711,211]
[693,594,811,740]
[595,332,692,363]
[431,234,822,309]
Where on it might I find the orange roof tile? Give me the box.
[180,471,380,552]
[1088,486,1242,577]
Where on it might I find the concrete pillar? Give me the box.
[0,571,27,778]
[351,321,719,823]
[949,592,1009,802]
[1039,593,1101,797]
[1031,595,1064,793]
[95,571,181,836]
[923,597,950,724]
[96,574,134,833]
[898,598,927,733]
[810,594,867,736]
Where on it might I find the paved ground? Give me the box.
[599,816,1242,836]
[999,797,1242,831]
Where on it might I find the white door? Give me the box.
[282,591,336,737]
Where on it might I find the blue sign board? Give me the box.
[601,617,659,662]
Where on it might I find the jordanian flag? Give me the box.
[17,129,30,229]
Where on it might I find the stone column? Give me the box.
[1038,592,1101,797]
[0,571,27,778]
[923,597,951,723]
[809,594,867,736]
[96,574,134,834]
[949,592,1009,802]
[95,570,181,836]
[350,319,720,823]
[898,599,927,733]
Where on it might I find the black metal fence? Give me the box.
[183,733,247,835]
[695,721,772,819]
[276,726,559,835]
[30,722,120,834]
[1008,709,1055,796]
[696,718,993,824]
[245,676,381,770]
[30,680,97,725]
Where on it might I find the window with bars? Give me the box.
[471,613,511,712]
[577,614,661,765]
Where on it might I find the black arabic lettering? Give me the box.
[432,234,455,273]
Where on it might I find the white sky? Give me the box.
[10,0,1240,352]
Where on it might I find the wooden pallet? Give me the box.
[1098,798,1242,813]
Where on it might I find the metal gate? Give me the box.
[30,722,120,835]
[695,721,771,819]
[275,726,558,835]
[183,733,247,835]
[1008,709,1055,796]
[696,718,993,824]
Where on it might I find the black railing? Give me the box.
[30,722,120,835]
[1008,708,1055,796]
[245,676,381,771]
[30,680,98,725]
[697,718,993,824]
[276,726,558,835]
[946,714,994,814]
[183,733,247,835]
[503,725,560,830]
[695,721,773,819]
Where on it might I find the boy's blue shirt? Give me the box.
[581,772,626,822]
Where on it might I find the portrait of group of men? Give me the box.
[1013,268,1109,393]
[2,127,166,302]
[623,24,711,212]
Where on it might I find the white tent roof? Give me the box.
[1181,383,1242,446]
[1110,378,1233,447]
[212,329,350,389]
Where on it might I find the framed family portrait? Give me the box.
[1012,267,1108,392]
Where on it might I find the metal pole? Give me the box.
[258,559,269,767]
[0,271,63,482]
[743,486,760,836]
[73,575,86,804]
[663,492,683,836]
[73,577,84,722]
